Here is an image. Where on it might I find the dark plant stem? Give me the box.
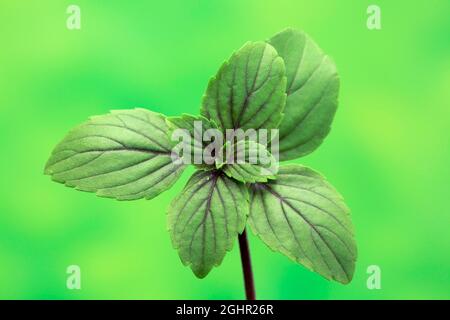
[238,228,256,300]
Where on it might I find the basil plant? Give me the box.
[45,28,356,299]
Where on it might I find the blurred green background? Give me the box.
[0,0,449,299]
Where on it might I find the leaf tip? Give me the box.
[192,268,210,279]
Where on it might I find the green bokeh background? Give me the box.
[1,0,449,299]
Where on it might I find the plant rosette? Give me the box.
[45,28,356,299]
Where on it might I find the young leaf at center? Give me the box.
[215,140,278,183]
[166,114,220,170]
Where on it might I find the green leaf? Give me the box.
[166,114,220,169]
[45,108,185,201]
[248,164,356,284]
[201,41,287,132]
[168,170,248,278]
[216,140,278,183]
[268,28,340,161]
